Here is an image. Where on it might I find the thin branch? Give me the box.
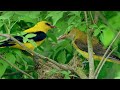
[0,37,10,43]
[94,47,117,79]
[0,55,34,79]
[4,70,34,76]
[94,31,120,78]
[94,11,99,24]
[84,11,95,79]
[10,20,18,30]
[89,11,96,24]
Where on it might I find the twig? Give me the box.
[94,11,99,24]
[84,11,95,79]
[94,31,120,78]
[89,11,96,24]
[4,70,34,76]
[95,47,117,79]
[0,55,34,79]
[75,67,88,79]
[0,37,10,42]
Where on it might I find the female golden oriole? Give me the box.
[60,28,120,64]
[0,21,55,50]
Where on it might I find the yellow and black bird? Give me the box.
[0,21,55,50]
[59,28,120,64]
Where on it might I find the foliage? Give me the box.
[0,11,120,79]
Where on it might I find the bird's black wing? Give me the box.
[0,31,46,47]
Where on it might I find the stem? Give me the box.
[84,11,94,79]
[89,11,96,24]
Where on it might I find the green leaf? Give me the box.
[109,13,120,30]
[28,11,40,19]
[47,32,57,43]
[65,44,73,53]
[68,16,76,25]
[0,12,14,19]
[28,40,37,48]
[25,34,36,38]
[99,26,116,48]
[52,46,63,59]
[5,53,16,64]
[0,21,4,28]
[48,69,58,76]
[0,61,7,77]
[61,70,71,79]
[23,37,29,43]
[69,11,81,17]
[57,50,66,64]
[46,11,64,25]
[15,11,29,16]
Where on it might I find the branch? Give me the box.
[89,11,96,24]
[0,55,34,79]
[0,33,86,79]
[84,11,95,79]
[94,31,120,79]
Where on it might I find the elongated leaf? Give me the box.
[25,34,36,38]
[0,59,8,77]
[0,62,7,77]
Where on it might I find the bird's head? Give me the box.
[35,21,55,33]
[57,28,78,40]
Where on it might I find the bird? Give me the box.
[59,28,120,64]
[0,21,55,50]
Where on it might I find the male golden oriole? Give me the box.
[0,21,55,50]
[60,28,120,64]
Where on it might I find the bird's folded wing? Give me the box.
[0,31,47,47]
[72,41,120,64]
